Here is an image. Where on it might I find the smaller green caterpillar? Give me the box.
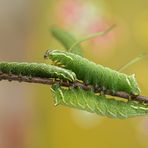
[0,62,76,82]
[52,87,148,119]
[44,50,141,96]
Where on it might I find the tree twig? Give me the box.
[0,73,148,103]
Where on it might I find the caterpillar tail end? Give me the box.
[128,74,141,96]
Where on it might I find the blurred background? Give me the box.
[0,0,148,148]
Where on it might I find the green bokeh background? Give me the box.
[0,0,148,148]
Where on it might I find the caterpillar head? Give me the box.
[44,49,53,59]
[44,49,74,64]
[129,74,141,96]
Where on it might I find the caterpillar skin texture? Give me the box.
[0,62,76,82]
[52,87,148,119]
[51,28,83,56]
[45,50,141,95]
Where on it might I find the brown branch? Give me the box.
[0,73,148,103]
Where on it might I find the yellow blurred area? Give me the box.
[0,0,148,148]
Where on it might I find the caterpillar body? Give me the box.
[44,50,141,96]
[52,87,148,119]
[51,28,83,56]
[0,62,76,82]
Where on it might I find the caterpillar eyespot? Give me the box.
[0,62,76,82]
[44,50,141,96]
[51,27,83,56]
[52,87,148,119]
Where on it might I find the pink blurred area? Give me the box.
[0,0,148,148]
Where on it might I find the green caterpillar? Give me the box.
[0,62,76,82]
[44,50,141,96]
[51,27,83,56]
[52,87,148,119]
